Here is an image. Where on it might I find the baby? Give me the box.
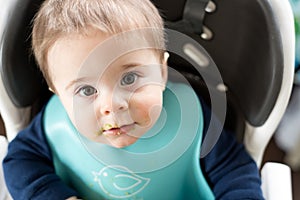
[3,0,264,199]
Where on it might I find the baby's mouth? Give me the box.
[95,124,116,135]
[96,123,135,136]
[103,123,118,131]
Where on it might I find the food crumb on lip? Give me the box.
[103,123,119,130]
[95,123,122,136]
[95,123,136,136]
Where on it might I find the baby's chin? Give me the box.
[106,134,139,148]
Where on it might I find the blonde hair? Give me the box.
[32,0,165,90]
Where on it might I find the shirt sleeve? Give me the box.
[200,101,264,200]
[2,111,80,200]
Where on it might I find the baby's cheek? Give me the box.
[71,107,99,139]
[130,93,163,125]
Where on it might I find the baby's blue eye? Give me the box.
[121,72,138,85]
[78,85,97,97]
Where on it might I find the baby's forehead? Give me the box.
[79,32,162,60]
[53,29,162,54]
[80,49,161,75]
[47,30,163,77]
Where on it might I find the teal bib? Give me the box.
[44,82,214,200]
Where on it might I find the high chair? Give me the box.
[0,0,295,199]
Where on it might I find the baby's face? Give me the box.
[47,31,167,148]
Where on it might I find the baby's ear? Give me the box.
[161,52,169,89]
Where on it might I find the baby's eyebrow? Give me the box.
[121,63,142,69]
[65,77,91,91]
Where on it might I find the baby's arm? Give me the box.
[2,111,79,199]
[200,101,264,199]
[66,196,81,200]
[201,130,264,199]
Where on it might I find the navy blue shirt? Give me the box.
[3,100,264,200]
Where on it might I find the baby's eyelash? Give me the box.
[123,71,143,79]
[75,85,98,97]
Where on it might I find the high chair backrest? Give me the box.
[0,0,295,166]
[153,0,295,166]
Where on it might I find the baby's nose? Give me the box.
[99,94,128,116]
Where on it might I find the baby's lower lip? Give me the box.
[103,123,135,136]
[103,128,122,136]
